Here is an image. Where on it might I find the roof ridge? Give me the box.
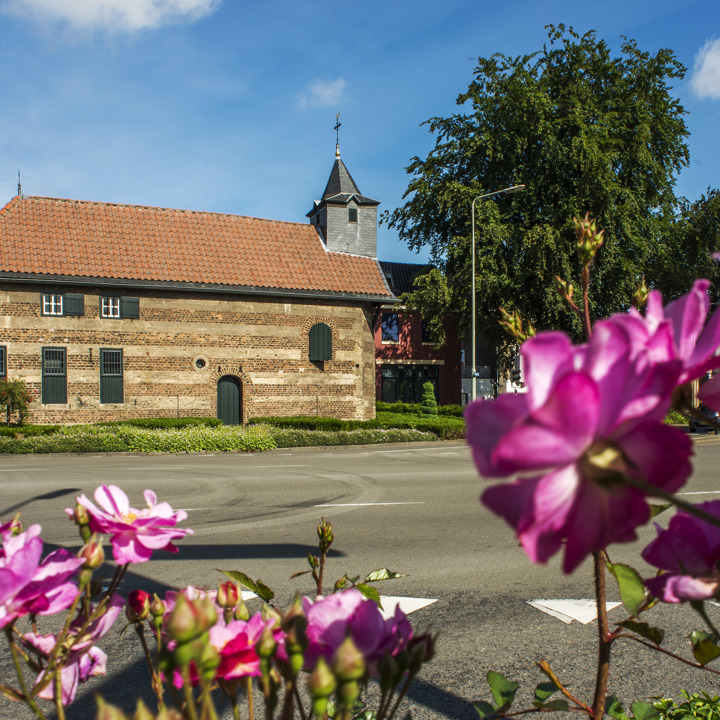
[17,195,312,228]
[0,195,23,218]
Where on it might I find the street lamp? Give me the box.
[470,184,525,402]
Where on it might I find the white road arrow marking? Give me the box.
[528,599,621,624]
[378,596,437,620]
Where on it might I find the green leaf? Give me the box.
[533,682,558,703]
[538,700,569,712]
[616,620,664,645]
[649,503,672,518]
[289,570,311,580]
[605,695,630,720]
[691,631,720,666]
[356,583,382,608]
[631,701,660,720]
[218,570,275,603]
[472,701,496,719]
[486,671,518,709]
[364,568,407,582]
[607,563,646,616]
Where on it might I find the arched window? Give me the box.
[309,323,332,362]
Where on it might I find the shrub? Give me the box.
[97,417,223,430]
[0,378,34,425]
[270,427,436,448]
[655,691,720,720]
[420,382,438,415]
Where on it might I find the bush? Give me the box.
[0,378,34,425]
[251,412,465,440]
[376,401,465,417]
[420,382,438,415]
[97,417,223,430]
[0,423,61,438]
[0,423,276,454]
[655,691,720,720]
[270,427,437,448]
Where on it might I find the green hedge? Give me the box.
[249,412,465,440]
[270,428,436,448]
[0,424,62,438]
[0,424,276,454]
[97,417,224,430]
[376,401,464,417]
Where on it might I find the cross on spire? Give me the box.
[334,114,341,158]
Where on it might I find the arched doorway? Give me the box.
[217,375,242,425]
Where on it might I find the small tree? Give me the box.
[420,381,438,415]
[0,378,34,425]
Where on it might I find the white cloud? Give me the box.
[298,78,347,109]
[690,38,720,100]
[0,0,221,32]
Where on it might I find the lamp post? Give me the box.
[470,184,525,402]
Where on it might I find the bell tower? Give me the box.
[307,117,379,258]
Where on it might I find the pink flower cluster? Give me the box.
[158,586,413,686]
[642,501,720,603]
[69,484,193,564]
[0,522,83,628]
[303,588,412,673]
[24,594,124,704]
[467,280,720,572]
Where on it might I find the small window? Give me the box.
[309,323,332,362]
[101,297,121,318]
[381,313,399,343]
[42,347,67,404]
[41,293,84,317]
[348,207,358,223]
[0,346,6,377]
[100,296,140,319]
[42,294,63,316]
[421,319,432,344]
[100,349,123,404]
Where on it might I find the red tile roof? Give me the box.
[0,195,394,300]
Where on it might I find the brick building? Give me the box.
[0,151,395,424]
[375,261,461,406]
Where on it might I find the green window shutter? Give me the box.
[309,323,332,362]
[42,348,67,404]
[120,297,140,319]
[63,293,85,317]
[0,346,6,377]
[100,349,123,403]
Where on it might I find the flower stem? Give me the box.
[246,676,254,720]
[535,661,591,714]
[592,551,611,720]
[7,628,46,720]
[582,265,592,340]
[134,623,165,710]
[54,671,65,720]
[615,633,720,674]
[622,476,720,530]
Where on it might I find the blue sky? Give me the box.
[0,0,718,264]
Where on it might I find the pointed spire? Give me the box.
[17,170,21,196]
[334,114,341,158]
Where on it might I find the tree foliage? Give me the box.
[384,25,690,349]
[0,378,34,425]
[650,189,720,305]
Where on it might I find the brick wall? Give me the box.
[0,284,378,424]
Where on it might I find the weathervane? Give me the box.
[17,170,21,196]
[334,114,341,158]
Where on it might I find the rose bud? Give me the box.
[126,589,151,622]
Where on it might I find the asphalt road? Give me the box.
[2,436,720,719]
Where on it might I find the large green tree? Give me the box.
[385,25,690,350]
[651,189,720,305]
